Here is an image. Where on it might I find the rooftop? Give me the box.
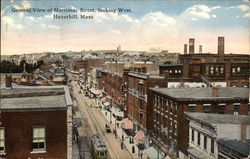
[217,139,250,156]
[186,112,250,125]
[150,87,249,102]
[0,86,72,111]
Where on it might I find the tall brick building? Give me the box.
[0,86,73,159]
[124,68,168,132]
[149,87,249,158]
[160,37,250,87]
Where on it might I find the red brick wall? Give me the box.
[0,110,67,159]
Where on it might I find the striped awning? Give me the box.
[101,97,106,102]
[134,130,145,144]
[122,118,133,129]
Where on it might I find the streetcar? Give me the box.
[91,134,108,159]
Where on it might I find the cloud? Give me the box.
[22,0,31,8]
[244,12,250,17]
[41,24,60,29]
[211,6,221,10]
[2,16,14,25]
[110,30,122,35]
[182,5,212,19]
[2,16,24,30]
[140,12,176,27]
[229,5,250,18]
[1,6,10,16]
[212,15,217,18]
[26,16,41,22]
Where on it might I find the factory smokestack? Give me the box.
[218,37,224,55]
[189,38,195,54]
[199,45,202,54]
[184,44,187,54]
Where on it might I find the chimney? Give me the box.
[218,37,224,55]
[5,75,12,88]
[189,38,195,54]
[184,44,187,54]
[199,45,202,54]
[241,121,247,141]
[212,87,219,97]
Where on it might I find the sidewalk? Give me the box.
[83,96,141,159]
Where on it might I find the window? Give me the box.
[233,103,240,115]
[0,128,5,153]
[204,136,207,150]
[220,67,224,74]
[215,66,219,74]
[203,104,211,113]
[191,129,194,142]
[32,126,46,151]
[237,67,241,73]
[211,139,214,154]
[232,67,236,74]
[205,65,209,75]
[188,104,196,112]
[197,132,200,146]
[210,66,214,74]
[219,104,226,114]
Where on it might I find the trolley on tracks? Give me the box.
[91,134,108,159]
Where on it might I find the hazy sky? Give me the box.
[1,0,249,55]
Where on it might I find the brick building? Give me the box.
[0,86,73,159]
[160,37,250,87]
[149,87,249,158]
[124,68,168,132]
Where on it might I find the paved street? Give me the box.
[71,80,136,159]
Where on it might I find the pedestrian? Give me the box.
[132,145,135,153]
[121,142,124,149]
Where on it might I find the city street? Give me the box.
[71,80,136,159]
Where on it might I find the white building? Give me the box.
[186,113,250,159]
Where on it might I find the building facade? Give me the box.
[0,86,73,159]
[186,113,250,159]
[150,87,249,158]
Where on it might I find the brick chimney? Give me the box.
[189,38,195,54]
[218,37,224,56]
[5,75,12,88]
[212,87,219,97]
[241,121,247,141]
[184,44,187,54]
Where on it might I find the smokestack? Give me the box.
[184,44,187,54]
[5,75,12,88]
[212,87,219,97]
[218,37,224,55]
[199,45,202,53]
[189,38,195,54]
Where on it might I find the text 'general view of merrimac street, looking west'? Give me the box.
[0,0,250,159]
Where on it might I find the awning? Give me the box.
[90,88,102,95]
[101,97,106,102]
[121,118,133,129]
[134,130,145,144]
[103,102,110,107]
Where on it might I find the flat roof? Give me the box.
[150,87,249,102]
[186,112,250,125]
[217,139,250,156]
[1,95,67,110]
[0,86,72,110]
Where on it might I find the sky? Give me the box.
[1,0,249,55]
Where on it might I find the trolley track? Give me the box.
[73,82,120,159]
